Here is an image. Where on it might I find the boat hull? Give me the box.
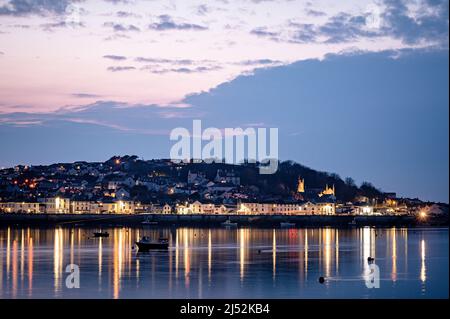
[135,241,168,251]
[93,233,109,238]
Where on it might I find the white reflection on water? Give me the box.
[391,228,397,282]
[183,228,190,288]
[98,236,102,284]
[362,227,375,273]
[0,226,447,299]
[28,236,33,296]
[304,229,308,278]
[420,239,426,283]
[53,228,63,292]
[324,228,331,277]
[239,228,245,282]
[272,229,276,282]
[208,229,212,282]
[335,230,339,274]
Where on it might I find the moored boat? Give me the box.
[142,217,158,225]
[93,231,109,238]
[135,236,169,251]
[221,219,238,228]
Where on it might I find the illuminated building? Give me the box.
[297,177,305,193]
[319,184,335,197]
[0,202,40,213]
[176,201,227,214]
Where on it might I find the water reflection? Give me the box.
[0,226,447,299]
[391,228,397,282]
[54,228,63,292]
[272,229,276,281]
[420,239,426,283]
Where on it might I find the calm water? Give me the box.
[0,226,447,299]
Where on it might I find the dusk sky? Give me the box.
[0,0,449,202]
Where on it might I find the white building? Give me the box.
[162,204,172,214]
[43,197,71,214]
[177,201,227,214]
[0,202,41,213]
[352,203,374,215]
[237,201,336,215]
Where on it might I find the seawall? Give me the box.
[0,213,425,227]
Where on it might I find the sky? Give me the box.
[0,0,449,202]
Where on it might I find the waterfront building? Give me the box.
[238,202,302,215]
[113,200,135,214]
[0,202,41,213]
[162,204,172,214]
[70,200,93,214]
[314,197,336,215]
[238,199,336,215]
[176,201,227,214]
[352,202,374,215]
[42,197,71,214]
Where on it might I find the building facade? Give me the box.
[177,201,227,214]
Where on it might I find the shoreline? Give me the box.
[0,213,446,227]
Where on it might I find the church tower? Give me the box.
[320,184,335,196]
[297,177,305,193]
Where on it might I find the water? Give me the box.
[0,226,448,299]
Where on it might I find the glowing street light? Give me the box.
[419,211,427,220]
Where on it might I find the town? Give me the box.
[0,155,446,219]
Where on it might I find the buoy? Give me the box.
[319,276,325,284]
[257,249,262,254]
[367,257,375,263]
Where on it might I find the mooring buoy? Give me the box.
[319,276,325,284]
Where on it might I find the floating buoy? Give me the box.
[367,257,375,263]
[257,249,262,254]
[319,276,325,284]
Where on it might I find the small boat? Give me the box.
[221,219,238,228]
[280,222,295,228]
[142,218,158,225]
[142,221,158,225]
[93,231,109,238]
[135,237,169,251]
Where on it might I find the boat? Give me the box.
[135,237,169,251]
[142,221,158,225]
[142,217,158,225]
[280,222,295,228]
[221,219,238,228]
[93,231,109,238]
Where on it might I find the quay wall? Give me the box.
[0,213,422,227]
